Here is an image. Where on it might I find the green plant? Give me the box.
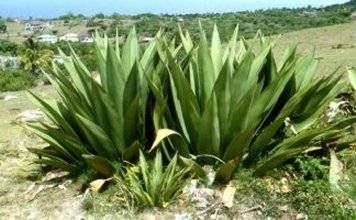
[0,19,6,33]
[27,28,161,176]
[288,179,356,219]
[19,38,54,75]
[348,67,356,90]
[151,26,356,182]
[27,26,355,185]
[0,39,19,55]
[0,69,36,92]
[295,155,329,180]
[126,150,190,207]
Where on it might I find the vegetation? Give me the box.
[153,26,355,182]
[26,25,355,201]
[42,41,96,71]
[231,166,356,219]
[0,69,36,92]
[125,151,190,207]
[0,40,19,55]
[0,19,6,33]
[104,4,354,41]
[19,38,54,76]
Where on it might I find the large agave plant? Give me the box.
[27,26,355,183]
[151,25,356,182]
[27,29,163,175]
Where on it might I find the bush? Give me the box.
[27,27,355,199]
[0,19,6,33]
[0,39,19,55]
[0,69,36,92]
[125,151,190,207]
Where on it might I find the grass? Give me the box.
[229,166,356,219]
[0,69,36,92]
[0,21,355,218]
[273,21,356,75]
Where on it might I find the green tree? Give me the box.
[0,40,19,55]
[0,19,7,33]
[19,38,53,76]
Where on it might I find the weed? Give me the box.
[0,69,36,92]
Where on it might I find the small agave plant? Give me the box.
[27,25,355,186]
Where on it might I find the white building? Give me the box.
[59,33,79,42]
[79,35,94,43]
[177,17,184,22]
[37,34,58,44]
[139,37,154,43]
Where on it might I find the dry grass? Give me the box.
[273,21,356,75]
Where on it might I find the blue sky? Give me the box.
[0,0,350,18]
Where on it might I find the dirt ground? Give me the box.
[0,86,89,219]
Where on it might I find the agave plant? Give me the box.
[27,25,355,184]
[126,150,190,207]
[151,25,356,182]
[27,29,163,176]
[348,67,356,91]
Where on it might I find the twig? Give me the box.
[240,205,263,215]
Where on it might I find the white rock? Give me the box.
[296,213,308,220]
[4,95,18,101]
[175,213,192,220]
[16,110,45,123]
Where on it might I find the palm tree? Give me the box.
[19,38,53,76]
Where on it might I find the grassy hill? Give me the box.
[273,21,356,75]
[1,0,355,44]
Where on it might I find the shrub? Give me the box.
[27,28,161,176]
[125,151,190,207]
[0,69,36,92]
[27,26,355,186]
[151,26,356,182]
[0,39,19,55]
[0,19,6,33]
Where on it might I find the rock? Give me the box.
[175,213,192,220]
[183,179,215,208]
[296,213,308,220]
[4,95,18,101]
[16,110,45,123]
[278,205,289,212]
[280,177,291,193]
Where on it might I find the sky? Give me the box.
[0,0,350,19]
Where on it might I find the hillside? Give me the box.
[1,0,355,44]
[273,21,356,75]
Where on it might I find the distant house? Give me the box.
[59,33,79,42]
[24,20,52,32]
[139,36,154,43]
[351,12,356,19]
[177,17,184,22]
[37,34,58,44]
[0,55,19,69]
[79,35,94,43]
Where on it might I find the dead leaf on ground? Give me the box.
[89,178,112,193]
[42,170,69,182]
[25,184,57,201]
[221,184,236,208]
